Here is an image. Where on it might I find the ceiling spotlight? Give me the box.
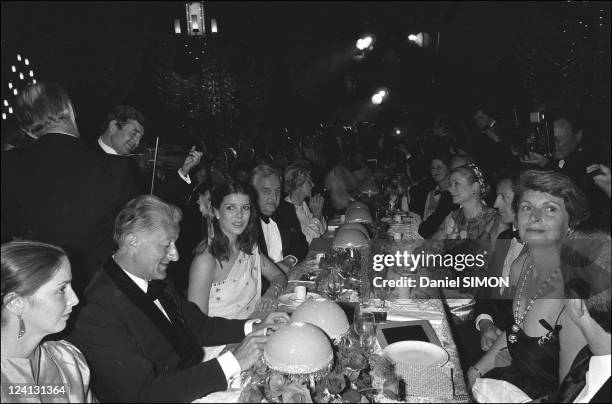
[395,129,401,135]
[407,32,432,48]
[356,35,374,51]
[11,66,16,73]
[25,59,29,66]
[19,73,24,80]
[17,55,21,61]
[8,82,13,89]
[32,79,37,84]
[371,88,388,105]
[2,113,6,120]
[3,100,8,107]
[13,89,18,96]
[8,107,13,114]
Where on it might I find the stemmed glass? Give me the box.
[324,266,344,301]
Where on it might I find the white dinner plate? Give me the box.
[277,292,322,308]
[382,341,449,367]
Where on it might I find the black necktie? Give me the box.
[147,280,167,301]
[553,346,591,403]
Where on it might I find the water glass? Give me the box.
[354,311,376,352]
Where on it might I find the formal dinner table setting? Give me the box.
[195,200,472,403]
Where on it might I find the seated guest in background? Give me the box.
[1,82,139,294]
[1,240,95,403]
[552,229,610,403]
[68,195,289,402]
[283,165,327,244]
[454,171,527,369]
[173,181,215,295]
[97,105,203,204]
[418,152,459,238]
[251,165,308,276]
[433,163,501,254]
[469,170,590,400]
[323,164,359,216]
[188,181,287,319]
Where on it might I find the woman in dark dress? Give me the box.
[468,170,590,400]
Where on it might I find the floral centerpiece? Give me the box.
[239,328,398,403]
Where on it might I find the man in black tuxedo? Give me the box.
[251,164,309,277]
[96,105,203,206]
[459,174,527,372]
[68,194,289,402]
[547,231,611,403]
[1,83,139,293]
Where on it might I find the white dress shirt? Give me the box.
[574,354,611,403]
[119,267,259,383]
[261,218,283,262]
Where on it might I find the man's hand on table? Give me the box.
[252,312,290,335]
[233,331,269,372]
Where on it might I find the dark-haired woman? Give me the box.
[1,240,96,403]
[187,181,287,320]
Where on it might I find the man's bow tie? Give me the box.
[433,189,442,196]
[147,280,168,301]
[261,215,272,224]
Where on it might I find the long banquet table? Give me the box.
[196,233,471,403]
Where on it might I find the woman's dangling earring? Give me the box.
[17,315,26,339]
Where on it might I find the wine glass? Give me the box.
[325,266,344,301]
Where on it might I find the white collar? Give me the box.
[114,256,148,293]
[98,137,119,155]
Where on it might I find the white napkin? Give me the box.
[386,311,442,324]
[472,378,531,403]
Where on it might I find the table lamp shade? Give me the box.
[291,298,350,341]
[345,207,373,224]
[332,228,370,249]
[263,322,333,375]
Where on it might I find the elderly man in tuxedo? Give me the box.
[68,195,288,402]
[1,83,139,293]
[250,164,308,276]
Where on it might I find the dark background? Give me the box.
[2,1,610,151]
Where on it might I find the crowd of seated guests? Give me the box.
[2,81,610,403]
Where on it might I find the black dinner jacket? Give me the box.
[1,133,139,293]
[93,140,191,208]
[473,228,528,330]
[68,257,247,403]
[257,199,309,262]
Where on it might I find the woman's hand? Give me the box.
[466,366,481,390]
[256,294,277,312]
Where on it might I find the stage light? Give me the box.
[11,66,16,73]
[356,35,374,50]
[13,89,18,96]
[371,93,384,105]
[2,113,6,120]
[8,107,13,114]
[395,129,401,135]
[408,34,418,42]
[3,100,7,107]
[17,55,21,61]
[407,32,432,48]
[371,88,388,105]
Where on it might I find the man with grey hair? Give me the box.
[251,164,308,275]
[69,194,289,402]
[1,82,139,293]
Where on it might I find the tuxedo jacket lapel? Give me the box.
[103,259,191,359]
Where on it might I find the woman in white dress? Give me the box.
[188,181,287,319]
